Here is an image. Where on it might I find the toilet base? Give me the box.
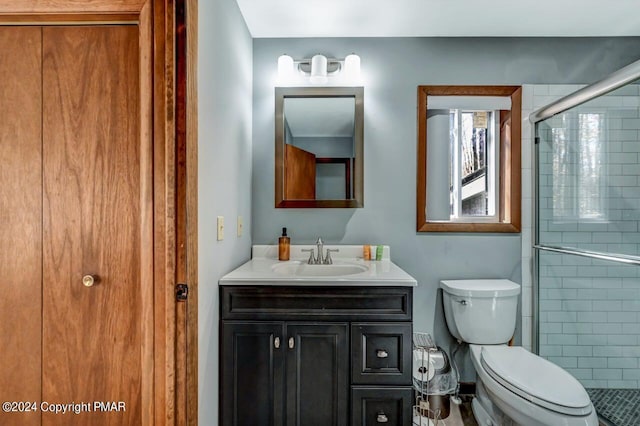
[472,380,515,426]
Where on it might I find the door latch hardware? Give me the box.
[176,283,189,301]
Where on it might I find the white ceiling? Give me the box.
[235,0,640,38]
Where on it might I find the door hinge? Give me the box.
[534,136,540,145]
[176,283,189,301]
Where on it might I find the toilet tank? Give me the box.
[440,279,520,345]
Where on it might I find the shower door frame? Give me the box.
[530,59,640,354]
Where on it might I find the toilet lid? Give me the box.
[481,346,592,416]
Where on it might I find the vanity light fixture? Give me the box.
[277,53,361,85]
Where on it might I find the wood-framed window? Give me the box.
[417,85,522,233]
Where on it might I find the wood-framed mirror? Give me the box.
[417,85,522,232]
[275,86,364,208]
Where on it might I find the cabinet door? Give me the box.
[285,323,349,426]
[221,322,285,426]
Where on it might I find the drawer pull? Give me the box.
[289,337,295,349]
[376,413,389,423]
[376,349,389,358]
[274,337,280,349]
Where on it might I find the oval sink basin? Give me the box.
[272,262,368,277]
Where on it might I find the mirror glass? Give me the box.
[275,87,363,208]
[417,86,522,232]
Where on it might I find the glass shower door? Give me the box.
[535,82,640,426]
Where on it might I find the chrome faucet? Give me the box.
[315,238,324,264]
[304,238,339,264]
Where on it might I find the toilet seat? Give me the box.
[480,346,592,416]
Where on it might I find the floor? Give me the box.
[586,388,640,426]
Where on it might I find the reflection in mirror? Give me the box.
[276,87,363,208]
[417,86,522,232]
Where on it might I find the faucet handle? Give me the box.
[316,237,323,244]
[301,248,315,264]
[324,248,339,265]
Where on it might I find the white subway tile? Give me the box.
[533,85,550,96]
[593,323,622,334]
[593,278,622,289]
[581,380,609,388]
[608,357,639,369]
[593,369,622,380]
[548,334,577,345]
[563,322,593,334]
[563,346,593,357]
[622,300,640,311]
[622,323,640,334]
[540,345,562,357]
[607,289,640,300]
[607,380,638,388]
[577,334,608,346]
[575,289,608,300]
[608,312,638,323]
[577,312,607,323]
[565,369,593,380]
[578,357,607,368]
[562,300,593,312]
[540,323,562,334]
[593,346,623,357]
[548,356,577,368]
[607,334,638,345]
[623,370,640,380]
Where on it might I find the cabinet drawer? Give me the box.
[352,323,412,385]
[351,387,413,426]
[221,286,412,321]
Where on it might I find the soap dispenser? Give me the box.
[278,227,290,261]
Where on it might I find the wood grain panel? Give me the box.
[0,27,42,426]
[151,0,175,423]
[185,0,199,424]
[285,144,316,199]
[0,0,145,14]
[42,25,142,425]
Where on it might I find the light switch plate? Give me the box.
[217,216,224,241]
[237,216,243,237]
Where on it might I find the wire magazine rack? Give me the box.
[412,332,458,425]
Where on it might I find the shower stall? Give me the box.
[532,60,640,426]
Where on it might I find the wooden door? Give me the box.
[0,1,195,424]
[285,323,349,426]
[221,322,285,426]
[0,27,43,426]
[284,144,316,199]
[41,25,145,425]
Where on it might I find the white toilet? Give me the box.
[440,279,598,426]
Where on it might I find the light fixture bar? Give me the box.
[277,53,361,85]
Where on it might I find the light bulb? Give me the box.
[277,54,294,82]
[310,54,328,84]
[344,53,361,82]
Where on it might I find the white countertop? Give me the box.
[219,245,417,287]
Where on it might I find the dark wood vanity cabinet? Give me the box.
[220,286,413,426]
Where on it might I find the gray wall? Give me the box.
[252,37,640,378]
[198,0,253,423]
